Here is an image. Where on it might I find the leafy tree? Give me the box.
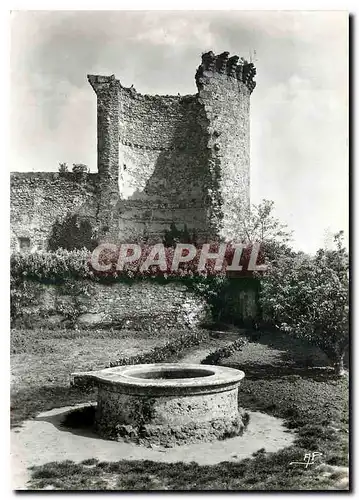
[226,198,294,266]
[241,199,293,244]
[259,232,349,376]
[224,198,293,246]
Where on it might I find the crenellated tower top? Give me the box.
[195,51,257,93]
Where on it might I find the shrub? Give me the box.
[11,248,92,282]
[72,163,89,175]
[58,162,68,174]
[259,232,349,376]
[201,338,248,365]
[109,329,209,368]
[11,247,263,329]
[72,329,210,389]
[48,215,97,252]
[163,222,199,247]
[11,242,265,282]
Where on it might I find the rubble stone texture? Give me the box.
[11,52,256,250]
[15,280,210,329]
[72,363,247,447]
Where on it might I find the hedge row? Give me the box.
[108,329,210,367]
[11,244,264,283]
[71,329,210,388]
[200,338,248,365]
[11,249,91,282]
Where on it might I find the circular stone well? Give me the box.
[72,363,246,447]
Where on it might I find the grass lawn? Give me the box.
[11,328,189,428]
[11,327,349,491]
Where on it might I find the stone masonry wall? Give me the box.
[11,52,256,251]
[88,75,212,244]
[10,172,99,252]
[196,51,256,241]
[118,88,208,240]
[10,51,258,330]
[115,90,210,243]
[85,51,256,245]
[15,280,210,330]
[88,75,119,243]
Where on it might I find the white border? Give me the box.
[2,2,356,498]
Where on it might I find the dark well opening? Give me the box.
[131,368,215,380]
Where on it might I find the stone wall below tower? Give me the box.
[12,279,210,330]
[10,172,99,252]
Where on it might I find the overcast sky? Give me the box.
[10,10,348,253]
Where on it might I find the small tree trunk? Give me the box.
[333,352,345,377]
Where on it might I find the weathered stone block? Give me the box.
[72,363,246,447]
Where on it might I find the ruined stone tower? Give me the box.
[88,51,256,244]
[11,52,256,252]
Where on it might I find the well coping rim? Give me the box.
[71,363,245,394]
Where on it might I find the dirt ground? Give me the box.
[11,404,295,490]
